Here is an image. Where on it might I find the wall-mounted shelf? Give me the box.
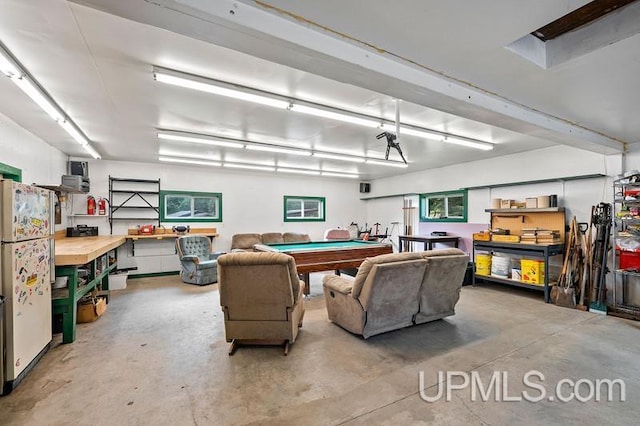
[35,184,86,194]
[464,174,605,190]
[109,176,161,234]
[70,214,108,218]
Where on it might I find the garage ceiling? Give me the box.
[0,0,637,180]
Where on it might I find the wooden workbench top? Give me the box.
[55,236,126,266]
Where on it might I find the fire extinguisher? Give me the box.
[98,197,107,215]
[87,195,96,215]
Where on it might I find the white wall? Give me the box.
[72,159,365,274]
[368,145,617,197]
[368,145,621,228]
[0,113,67,187]
[0,112,68,231]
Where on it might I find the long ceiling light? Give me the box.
[157,130,407,166]
[157,132,244,148]
[312,152,366,163]
[223,163,276,172]
[153,66,494,151]
[159,156,222,167]
[245,145,312,156]
[0,41,101,159]
[153,68,290,109]
[158,154,360,179]
[277,168,320,175]
[365,159,410,168]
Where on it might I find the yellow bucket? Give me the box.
[476,254,491,276]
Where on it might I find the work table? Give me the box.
[53,235,127,343]
[55,235,126,266]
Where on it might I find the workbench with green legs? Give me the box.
[52,236,126,343]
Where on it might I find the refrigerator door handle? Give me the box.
[49,191,56,283]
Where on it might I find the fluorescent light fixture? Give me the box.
[443,136,494,151]
[0,49,19,77]
[154,68,290,109]
[289,104,381,128]
[223,163,276,172]
[313,152,366,163]
[1,41,100,158]
[321,171,359,178]
[399,126,443,141]
[246,145,311,156]
[277,168,321,175]
[153,66,495,151]
[158,149,220,161]
[59,120,89,146]
[365,159,409,168]
[159,156,222,167]
[13,77,64,122]
[82,144,102,160]
[158,132,245,149]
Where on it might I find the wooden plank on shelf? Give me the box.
[491,210,566,242]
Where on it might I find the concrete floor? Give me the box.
[1,274,639,425]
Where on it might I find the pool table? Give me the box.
[253,240,393,295]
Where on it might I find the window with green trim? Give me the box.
[0,162,22,182]
[284,196,325,222]
[419,190,467,222]
[160,190,222,222]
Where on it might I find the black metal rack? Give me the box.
[473,241,564,303]
[108,176,161,234]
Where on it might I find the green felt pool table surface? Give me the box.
[258,240,386,252]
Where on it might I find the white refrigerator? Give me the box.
[1,180,53,395]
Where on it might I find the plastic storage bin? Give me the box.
[109,271,128,290]
[521,259,545,285]
[476,254,491,276]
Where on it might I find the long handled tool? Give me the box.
[552,217,578,308]
[578,209,594,310]
[589,203,612,315]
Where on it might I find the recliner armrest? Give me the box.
[181,255,200,264]
[209,252,225,260]
[322,275,353,294]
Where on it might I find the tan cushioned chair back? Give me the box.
[324,228,351,240]
[230,233,262,250]
[351,252,423,298]
[421,248,467,258]
[358,259,427,311]
[218,252,299,321]
[417,250,468,321]
[261,232,284,244]
[283,232,311,243]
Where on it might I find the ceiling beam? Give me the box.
[72,0,625,154]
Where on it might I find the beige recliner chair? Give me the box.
[323,249,468,338]
[323,252,428,338]
[217,252,305,355]
[416,249,469,324]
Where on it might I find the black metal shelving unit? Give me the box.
[473,241,564,303]
[108,176,161,234]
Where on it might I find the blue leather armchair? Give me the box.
[176,235,222,285]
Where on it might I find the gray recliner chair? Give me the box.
[176,235,222,285]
